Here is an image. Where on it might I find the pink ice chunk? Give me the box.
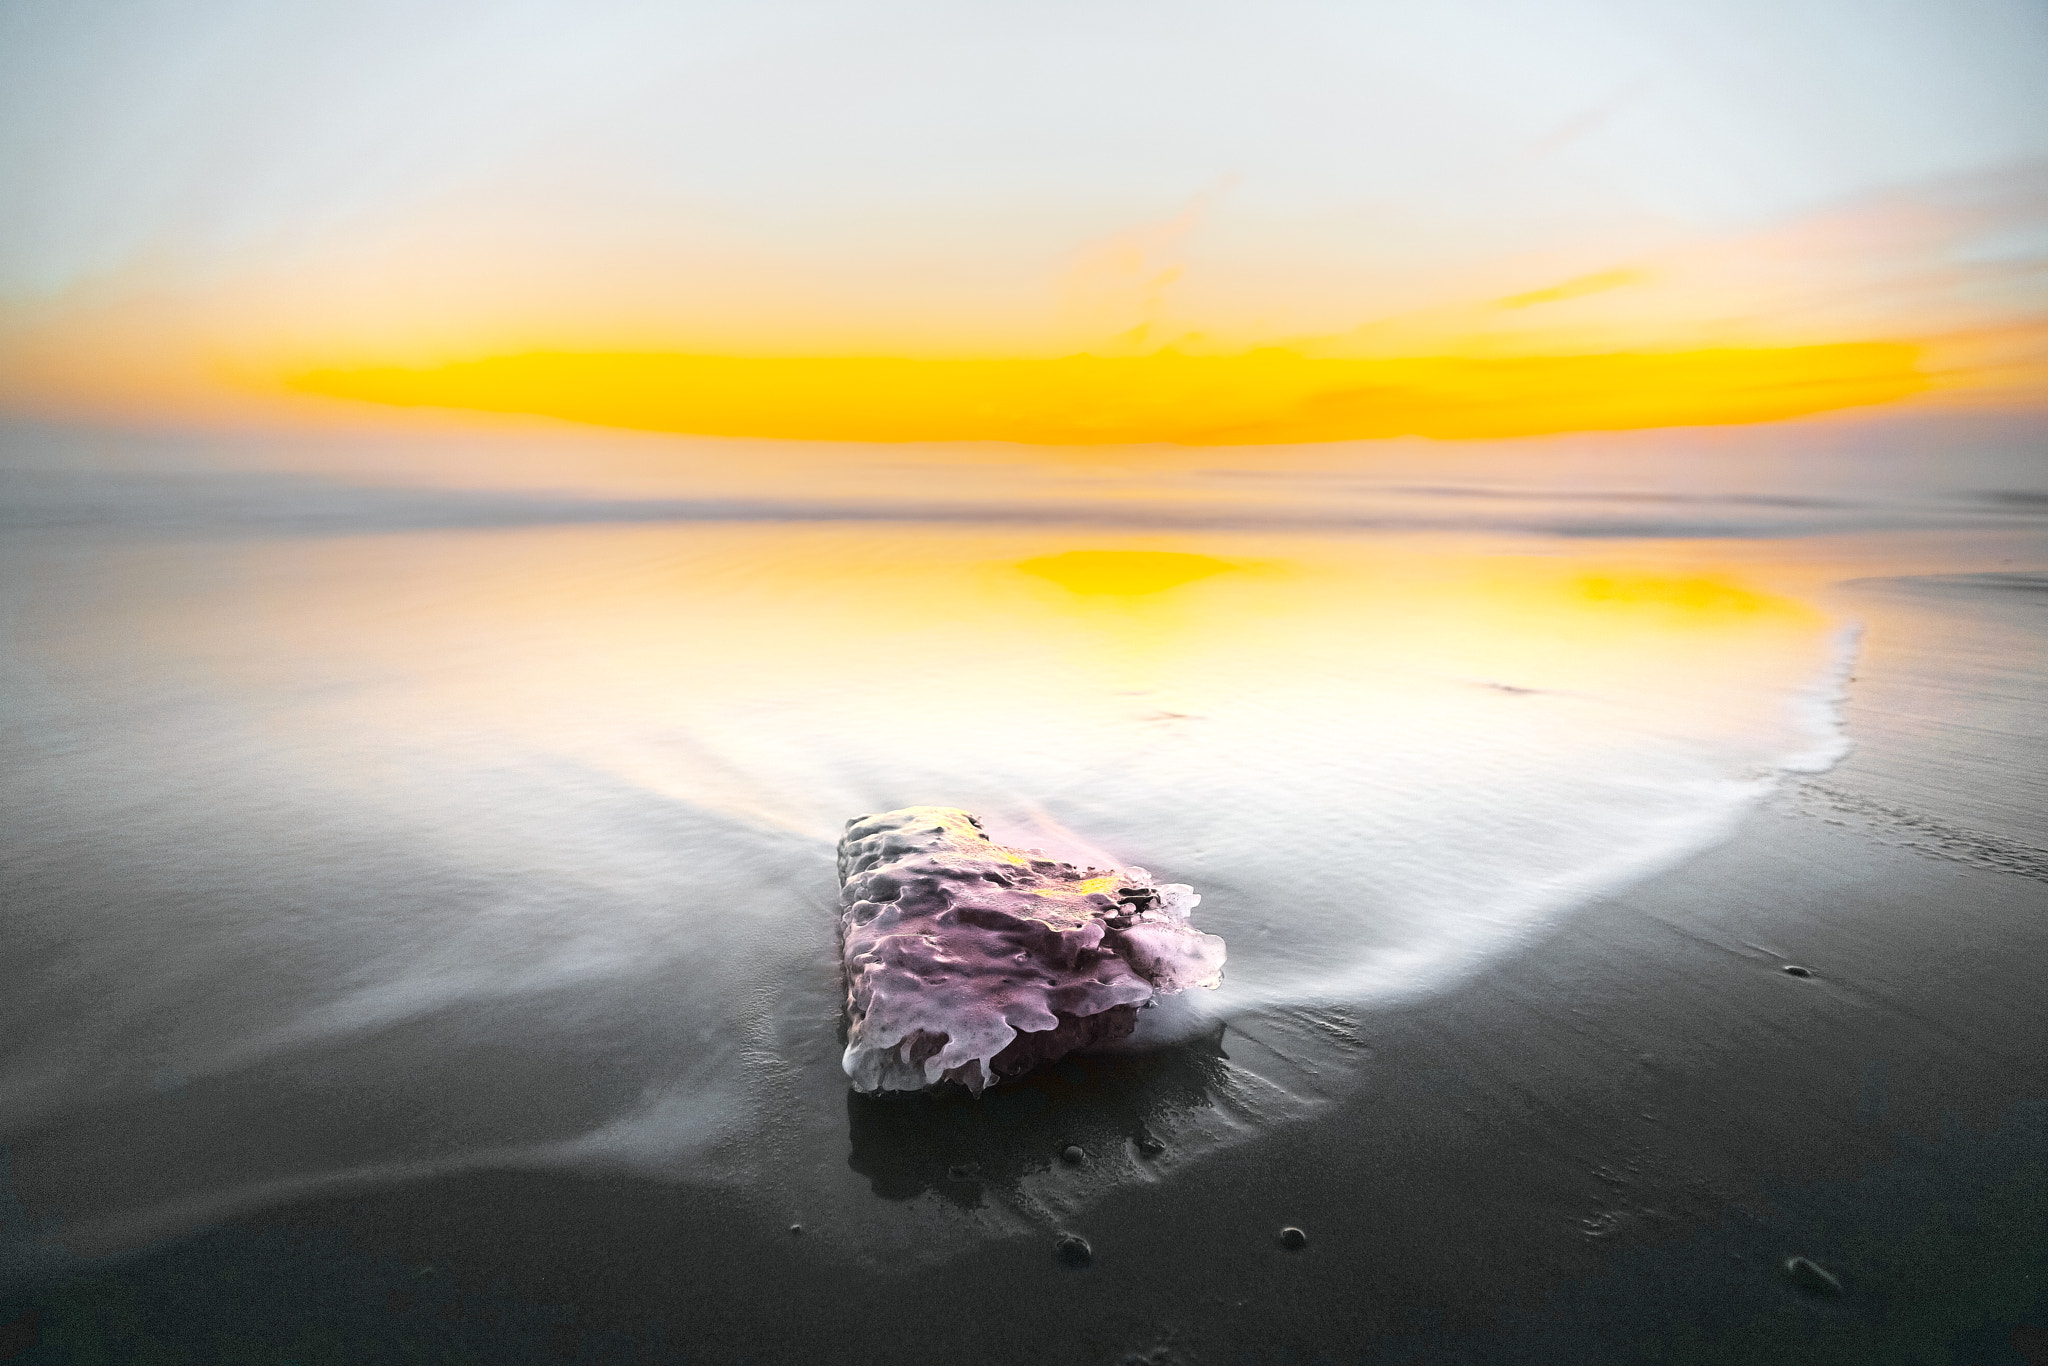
[836,806,1227,1094]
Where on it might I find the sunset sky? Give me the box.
[2,0,2044,442]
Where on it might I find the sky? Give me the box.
[1,0,2044,442]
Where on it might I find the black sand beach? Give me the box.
[2,436,2044,1364]
[7,783,2044,1363]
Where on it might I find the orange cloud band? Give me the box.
[288,342,1926,444]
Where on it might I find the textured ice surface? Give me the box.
[838,807,1226,1094]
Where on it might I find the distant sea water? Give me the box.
[2,412,2043,1270]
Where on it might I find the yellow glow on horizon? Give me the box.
[286,342,1927,445]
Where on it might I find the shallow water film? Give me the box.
[3,412,2043,1280]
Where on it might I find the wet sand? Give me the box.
[7,794,2044,1363]
[4,588,2044,1364]
[2,421,2045,1363]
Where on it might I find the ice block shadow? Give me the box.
[844,1027,1232,1207]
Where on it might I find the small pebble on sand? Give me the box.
[1062,1145,1086,1165]
[1279,1227,1308,1250]
[1057,1233,1094,1267]
[1782,964,1813,977]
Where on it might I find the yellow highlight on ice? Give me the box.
[289,343,1927,445]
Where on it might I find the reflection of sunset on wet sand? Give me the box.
[113,523,1843,1005]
